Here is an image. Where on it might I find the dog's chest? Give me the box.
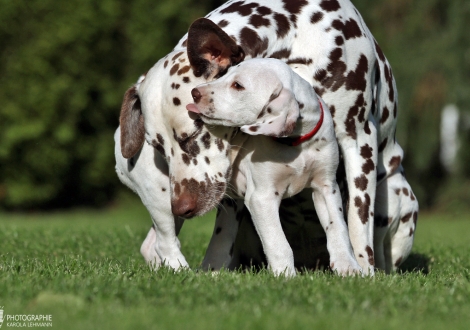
[229,138,325,198]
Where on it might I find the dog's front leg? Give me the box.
[340,123,377,275]
[143,199,189,271]
[115,129,188,271]
[311,180,362,276]
[245,190,296,277]
[141,217,185,270]
[201,198,244,271]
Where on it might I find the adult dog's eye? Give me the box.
[231,81,245,90]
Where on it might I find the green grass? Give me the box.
[1,198,469,330]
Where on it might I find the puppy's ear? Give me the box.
[187,18,245,79]
[120,85,145,159]
[241,88,300,137]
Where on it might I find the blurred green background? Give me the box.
[0,0,469,211]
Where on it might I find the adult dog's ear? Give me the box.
[120,86,145,159]
[241,88,300,137]
[187,18,245,79]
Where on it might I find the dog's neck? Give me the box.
[276,97,324,146]
[295,98,324,136]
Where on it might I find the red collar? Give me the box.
[275,99,324,146]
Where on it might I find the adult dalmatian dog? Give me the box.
[115,0,419,275]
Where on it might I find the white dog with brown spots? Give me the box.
[187,58,361,276]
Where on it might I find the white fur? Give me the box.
[188,59,361,276]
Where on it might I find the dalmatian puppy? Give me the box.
[116,0,419,275]
[186,58,361,276]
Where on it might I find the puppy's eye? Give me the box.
[231,81,245,90]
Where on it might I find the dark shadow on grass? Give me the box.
[398,253,430,274]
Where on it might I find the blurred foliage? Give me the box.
[355,0,470,208]
[0,0,468,210]
[0,0,221,209]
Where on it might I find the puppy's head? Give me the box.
[186,58,300,137]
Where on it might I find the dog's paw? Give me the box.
[270,264,297,278]
[161,257,189,271]
[330,257,363,277]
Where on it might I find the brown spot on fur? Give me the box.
[401,212,413,223]
[282,0,308,15]
[345,55,368,92]
[239,27,269,57]
[172,52,184,61]
[402,188,409,196]
[335,36,344,45]
[201,132,211,149]
[249,14,271,28]
[170,63,179,75]
[310,11,324,24]
[157,133,164,146]
[344,94,366,140]
[375,40,386,62]
[183,77,190,83]
[315,68,327,82]
[362,159,375,175]
[332,18,362,40]
[365,245,375,266]
[389,155,401,173]
[354,174,368,191]
[380,106,390,124]
[173,97,181,106]
[257,6,272,15]
[286,58,312,65]
[320,0,341,12]
[360,144,373,159]
[182,153,190,165]
[354,193,371,224]
[174,182,181,196]
[216,138,224,151]
[220,1,258,16]
[152,139,166,157]
[218,19,229,28]
[273,13,291,39]
[363,121,371,135]
[269,48,291,59]
[394,257,403,267]
[177,66,191,75]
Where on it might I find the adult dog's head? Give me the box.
[119,18,245,218]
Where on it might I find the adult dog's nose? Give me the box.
[191,88,202,103]
[171,193,198,218]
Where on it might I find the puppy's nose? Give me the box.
[191,88,202,103]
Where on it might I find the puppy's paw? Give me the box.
[330,256,363,277]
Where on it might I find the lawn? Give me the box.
[0,197,469,330]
